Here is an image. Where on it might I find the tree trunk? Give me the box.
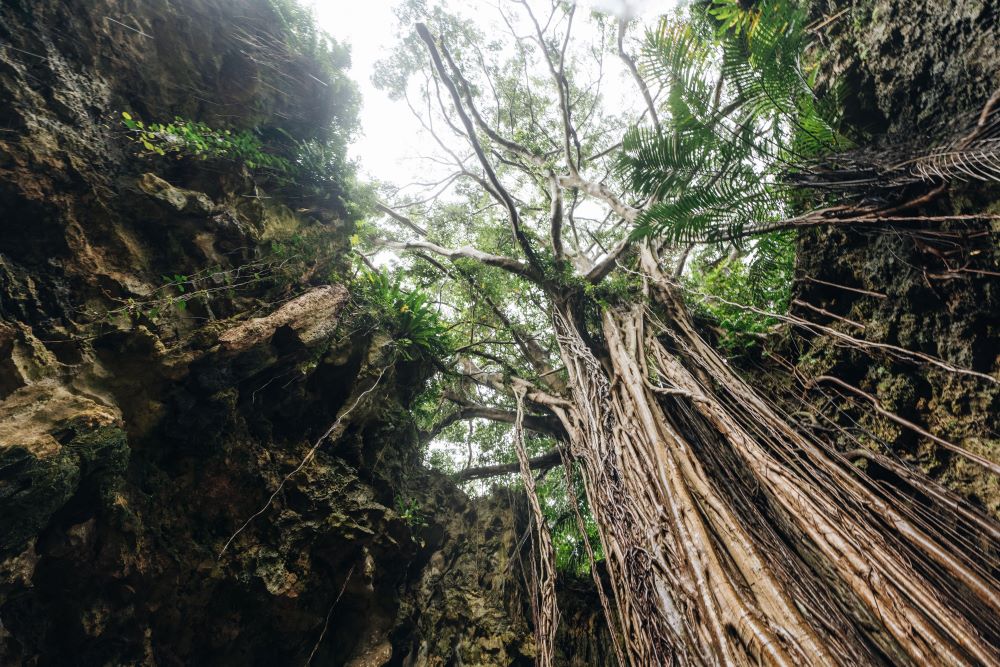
[551,247,1000,666]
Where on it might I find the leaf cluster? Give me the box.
[617,0,849,338]
[536,461,604,575]
[356,268,452,361]
[621,0,849,247]
[122,113,291,170]
[684,232,794,353]
[121,111,364,220]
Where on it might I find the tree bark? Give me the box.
[547,246,1000,666]
[457,448,563,481]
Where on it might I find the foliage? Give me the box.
[121,113,291,170]
[537,462,605,575]
[395,496,429,529]
[619,4,845,249]
[616,0,848,344]
[263,0,361,142]
[425,448,458,474]
[620,0,851,236]
[585,270,645,308]
[357,268,452,361]
[291,136,349,188]
[266,0,354,79]
[121,110,365,220]
[684,233,795,353]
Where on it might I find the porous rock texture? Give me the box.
[810,0,999,138]
[787,0,1000,516]
[0,1,613,664]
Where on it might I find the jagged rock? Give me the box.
[137,173,217,216]
[0,379,125,564]
[792,0,1000,518]
[812,0,1000,137]
[218,284,349,353]
[0,1,612,664]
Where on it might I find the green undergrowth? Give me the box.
[537,462,605,575]
[354,268,453,362]
[120,112,362,217]
[121,113,289,170]
[683,233,795,355]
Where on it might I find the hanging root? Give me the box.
[547,245,1000,665]
[305,564,356,666]
[512,386,560,667]
[219,366,389,558]
[807,374,1000,476]
[638,247,1000,664]
[558,449,628,667]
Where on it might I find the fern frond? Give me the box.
[746,232,795,307]
[619,0,854,250]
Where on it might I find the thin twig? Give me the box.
[802,276,887,299]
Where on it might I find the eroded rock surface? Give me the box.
[788,0,1000,516]
[0,1,612,664]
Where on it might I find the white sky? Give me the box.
[307,0,417,182]
[309,0,667,184]
[308,0,670,476]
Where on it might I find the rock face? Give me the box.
[0,1,613,664]
[8,0,991,664]
[790,0,1000,516]
[811,0,1000,139]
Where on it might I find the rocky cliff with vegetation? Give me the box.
[789,0,999,517]
[0,1,612,664]
[1,0,997,665]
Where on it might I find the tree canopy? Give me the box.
[350,0,1000,663]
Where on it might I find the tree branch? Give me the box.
[459,357,571,409]
[549,171,565,260]
[416,23,545,275]
[585,238,631,283]
[443,43,547,169]
[422,398,565,443]
[557,173,639,223]
[375,202,428,237]
[520,0,579,172]
[456,448,563,481]
[618,18,660,133]
[382,239,539,280]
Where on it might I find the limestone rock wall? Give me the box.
[787,0,1000,516]
[0,1,613,664]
